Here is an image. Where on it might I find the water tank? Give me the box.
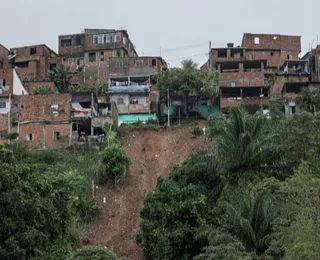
[227,43,234,48]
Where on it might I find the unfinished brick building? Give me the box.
[8,44,60,93]
[58,29,138,86]
[208,33,302,113]
[15,94,71,149]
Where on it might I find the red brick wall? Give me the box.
[19,123,70,149]
[242,34,301,51]
[270,75,309,95]
[0,45,10,69]
[17,93,71,122]
[219,72,265,87]
[109,57,166,75]
[0,69,13,96]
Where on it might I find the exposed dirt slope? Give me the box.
[87,124,210,260]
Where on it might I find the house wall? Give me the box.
[110,94,129,114]
[19,123,70,149]
[23,81,55,93]
[17,93,71,121]
[219,71,265,87]
[270,75,309,95]
[0,69,13,95]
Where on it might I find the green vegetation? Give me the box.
[68,246,125,260]
[0,141,128,259]
[139,107,320,260]
[155,59,219,117]
[190,126,203,137]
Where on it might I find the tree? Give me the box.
[298,87,320,115]
[104,122,117,147]
[68,83,108,96]
[100,144,131,188]
[46,66,71,93]
[208,107,284,180]
[195,227,256,260]
[30,85,53,95]
[156,59,219,117]
[218,183,278,255]
[181,59,198,69]
[139,178,211,260]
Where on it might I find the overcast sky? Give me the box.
[1,0,318,67]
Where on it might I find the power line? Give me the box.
[140,42,208,55]
[166,52,208,62]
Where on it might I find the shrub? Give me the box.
[69,246,125,260]
[100,144,131,187]
[191,126,203,137]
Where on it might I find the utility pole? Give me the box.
[167,88,170,126]
[209,41,212,71]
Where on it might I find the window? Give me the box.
[135,60,144,67]
[15,61,28,68]
[254,37,260,44]
[77,58,84,67]
[0,101,6,109]
[100,52,104,62]
[271,52,274,56]
[0,79,6,87]
[68,58,74,66]
[117,97,124,105]
[93,35,99,45]
[104,34,113,43]
[30,47,37,55]
[116,60,123,68]
[116,49,122,57]
[50,104,59,114]
[287,54,293,60]
[152,59,157,66]
[115,33,121,42]
[230,81,236,87]
[74,36,82,46]
[61,39,72,47]
[49,63,57,70]
[26,133,33,141]
[54,131,60,140]
[248,54,253,60]
[249,80,254,87]
[89,52,96,62]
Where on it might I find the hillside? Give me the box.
[87,124,210,260]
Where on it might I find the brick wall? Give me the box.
[109,57,166,75]
[219,72,265,87]
[17,93,71,122]
[19,123,70,149]
[0,69,13,95]
[242,34,301,51]
[0,44,10,69]
[270,75,309,95]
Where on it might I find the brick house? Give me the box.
[9,44,60,93]
[15,94,71,149]
[0,44,28,143]
[108,56,167,126]
[208,33,302,113]
[58,29,138,86]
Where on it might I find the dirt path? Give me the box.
[87,124,209,260]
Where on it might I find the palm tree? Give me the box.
[181,59,198,70]
[208,107,283,179]
[195,185,276,258]
[220,185,276,255]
